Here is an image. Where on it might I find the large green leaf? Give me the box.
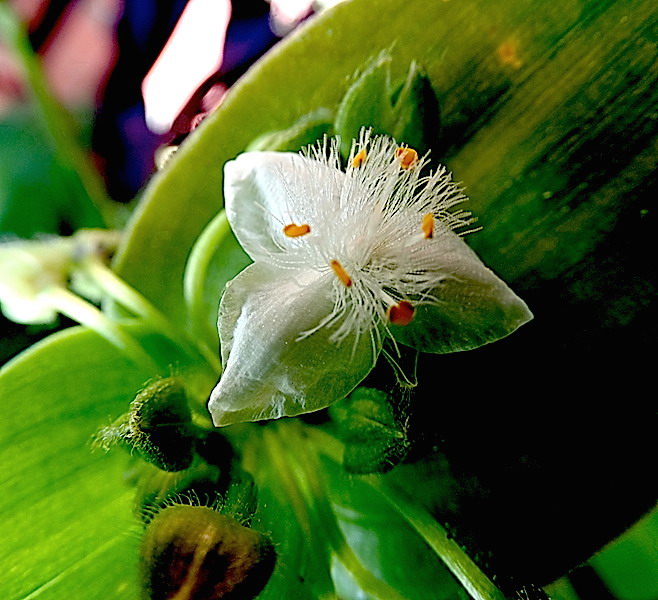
[115,0,656,329]
[0,325,203,600]
[111,0,657,587]
[0,328,147,599]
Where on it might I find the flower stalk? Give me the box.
[38,285,159,372]
[83,258,221,373]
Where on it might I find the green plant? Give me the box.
[1,1,656,598]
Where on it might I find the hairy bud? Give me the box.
[141,505,276,600]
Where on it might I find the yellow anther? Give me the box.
[330,260,352,287]
[421,213,435,239]
[283,223,311,237]
[351,148,367,168]
[395,147,418,169]
[387,301,415,326]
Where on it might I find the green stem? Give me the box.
[309,429,507,600]
[40,286,159,373]
[0,4,121,228]
[274,423,408,600]
[83,259,221,374]
[183,210,231,346]
[366,477,508,600]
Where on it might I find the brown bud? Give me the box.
[141,505,276,599]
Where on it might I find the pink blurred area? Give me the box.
[0,0,321,123]
[0,0,122,114]
[0,0,340,199]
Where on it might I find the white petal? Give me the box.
[209,263,379,426]
[390,231,533,353]
[0,289,57,324]
[223,151,345,262]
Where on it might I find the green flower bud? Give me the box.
[141,505,276,600]
[96,377,195,472]
[246,108,334,152]
[334,50,440,158]
[330,387,410,474]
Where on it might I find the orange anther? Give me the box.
[395,147,418,169]
[351,148,367,168]
[283,223,311,237]
[330,260,352,287]
[421,213,435,239]
[387,301,415,326]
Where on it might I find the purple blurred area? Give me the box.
[2,0,318,202]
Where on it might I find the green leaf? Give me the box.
[0,327,152,600]
[0,112,104,236]
[334,52,440,156]
[330,387,409,474]
[115,0,657,366]
[241,428,335,599]
[334,50,394,156]
[325,466,471,600]
[589,508,658,600]
[0,321,216,599]
[246,108,334,152]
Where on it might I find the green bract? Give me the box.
[208,130,532,426]
[334,51,440,158]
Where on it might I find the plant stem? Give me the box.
[309,428,508,600]
[272,423,409,600]
[183,210,231,346]
[40,286,159,373]
[83,259,221,373]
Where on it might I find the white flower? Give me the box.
[208,130,532,426]
[0,230,121,324]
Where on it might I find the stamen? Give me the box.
[330,260,352,287]
[395,147,418,169]
[351,148,367,168]
[283,223,311,237]
[387,301,415,326]
[422,213,435,239]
